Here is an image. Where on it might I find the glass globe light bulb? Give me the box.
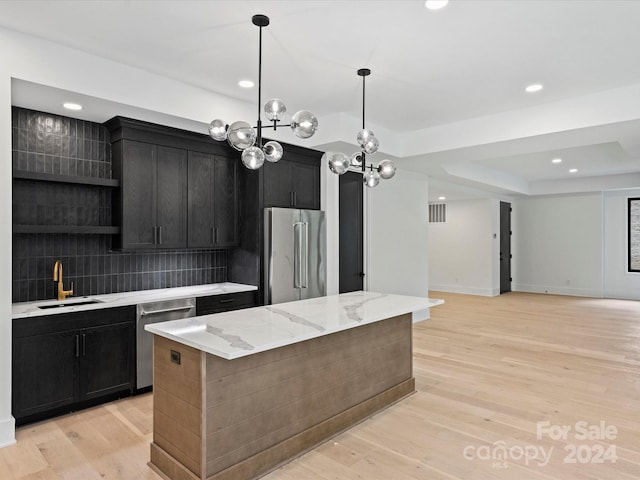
[363,169,381,188]
[291,110,318,139]
[227,121,256,151]
[325,152,350,175]
[377,159,396,180]
[208,119,227,141]
[363,136,379,155]
[264,98,287,121]
[350,152,363,168]
[263,141,284,163]
[241,146,265,170]
[356,129,375,148]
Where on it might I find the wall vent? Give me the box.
[429,203,446,223]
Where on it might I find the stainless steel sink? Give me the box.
[37,298,103,309]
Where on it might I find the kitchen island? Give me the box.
[145,291,443,480]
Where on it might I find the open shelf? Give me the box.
[13,225,121,234]
[12,170,120,188]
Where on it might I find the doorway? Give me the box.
[500,201,512,294]
[339,171,364,293]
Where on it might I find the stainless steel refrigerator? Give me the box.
[264,207,326,305]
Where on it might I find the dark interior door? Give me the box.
[339,171,363,293]
[500,201,512,294]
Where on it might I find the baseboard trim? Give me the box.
[0,415,16,449]
[512,284,603,298]
[429,284,499,297]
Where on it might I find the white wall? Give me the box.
[603,189,640,300]
[367,169,429,298]
[0,68,15,448]
[512,193,604,297]
[428,199,500,296]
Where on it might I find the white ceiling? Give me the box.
[2,0,640,200]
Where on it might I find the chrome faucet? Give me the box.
[53,260,74,301]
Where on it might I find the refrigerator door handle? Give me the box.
[301,222,308,288]
[294,222,303,288]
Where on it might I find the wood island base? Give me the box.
[148,313,414,480]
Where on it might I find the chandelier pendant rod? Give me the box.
[256,20,264,148]
[358,68,371,173]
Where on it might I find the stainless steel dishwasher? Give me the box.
[136,297,196,390]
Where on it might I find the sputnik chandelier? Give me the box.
[208,14,318,170]
[325,69,396,187]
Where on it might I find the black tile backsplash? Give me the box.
[12,107,110,178]
[12,234,228,303]
[12,107,229,303]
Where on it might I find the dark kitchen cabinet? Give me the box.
[82,322,136,401]
[12,330,77,420]
[263,157,320,210]
[12,306,135,425]
[196,291,257,316]
[112,139,187,250]
[188,151,238,248]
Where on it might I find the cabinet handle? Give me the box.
[219,299,235,304]
[211,227,215,244]
[290,191,295,207]
[75,334,80,358]
[153,226,158,245]
[140,305,195,316]
[293,191,297,207]
[158,226,162,245]
[82,333,86,357]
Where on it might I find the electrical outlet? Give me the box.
[170,349,181,365]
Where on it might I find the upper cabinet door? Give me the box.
[263,160,294,208]
[188,151,215,248]
[188,151,239,248]
[291,161,320,210]
[263,157,321,210]
[213,155,238,247]
[156,146,188,248]
[119,140,157,249]
[114,140,187,250]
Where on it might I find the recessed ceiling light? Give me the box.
[63,102,82,111]
[238,80,254,88]
[569,168,578,173]
[551,158,562,164]
[438,196,446,200]
[525,84,543,93]
[425,0,449,10]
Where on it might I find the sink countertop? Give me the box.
[145,291,444,360]
[12,282,258,319]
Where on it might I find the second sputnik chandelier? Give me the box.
[325,68,396,187]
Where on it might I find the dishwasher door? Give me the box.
[136,297,196,390]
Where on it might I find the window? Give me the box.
[628,198,640,272]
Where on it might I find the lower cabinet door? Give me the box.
[13,330,77,420]
[80,322,135,401]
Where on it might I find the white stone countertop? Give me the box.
[12,282,257,319]
[145,291,444,360]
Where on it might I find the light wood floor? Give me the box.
[2,292,639,479]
